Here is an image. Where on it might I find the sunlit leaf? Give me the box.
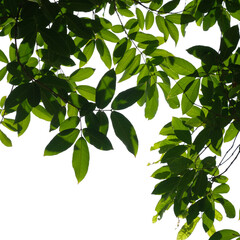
[209,230,240,240]
[0,49,8,63]
[136,8,144,29]
[70,68,95,82]
[115,48,136,74]
[177,217,200,240]
[96,38,112,69]
[0,129,12,147]
[72,137,89,183]
[145,11,154,30]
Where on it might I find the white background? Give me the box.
[0,2,240,240]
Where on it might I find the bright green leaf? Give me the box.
[72,137,89,183]
[70,68,95,82]
[0,129,12,147]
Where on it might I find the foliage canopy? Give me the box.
[1,0,240,239]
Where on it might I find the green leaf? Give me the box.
[169,77,195,98]
[15,100,32,123]
[70,68,95,82]
[72,137,90,183]
[172,117,192,144]
[181,79,200,114]
[136,8,144,29]
[79,39,95,67]
[18,33,36,64]
[96,69,116,109]
[164,57,196,75]
[193,170,208,198]
[113,38,131,64]
[209,230,240,240]
[224,122,239,142]
[98,29,119,43]
[83,128,113,150]
[117,8,134,17]
[60,116,80,132]
[111,111,138,156]
[111,85,145,110]
[158,82,180,109]
[187,45,219,66]
[96,111,109,135]
[96,38,112,69]
[213,184,230,195]
[156,16,169,41]
[161,145,188,163]
[160,0,180,13]
[151,166,171,179]
[165,20,179,45]
[0,66,7,81]
[220,25,239,60]
[32,105,52,121]
[166,14,195,24]
[40,29,71,56]
[0,129,12,147]
[177,217,200,240]
[145,11,154,30]
[44,128,80,156]
[0,49,8,63]
[115,48,136,74]
[76,85,96,102]
[216,198,236,218]
[5,83,31,111]
[152,177,180,195]
[145,83,159,120]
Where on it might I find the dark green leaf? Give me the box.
[187,45,219,66]
[152,177,180,195]
[96,111,109,135]
[96,69,116,109]
[44,128,80,156]
[111,111,138,156]
[172,117,192,144]
[113,38,131,64]
[83,128,113,150]
[181,79,200,114]
[72,137,90,183]
[216,198,236,218]
[111,85,145,110]
[209,230,240,240]
[220,25,239,60]
[161,145,188,163]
